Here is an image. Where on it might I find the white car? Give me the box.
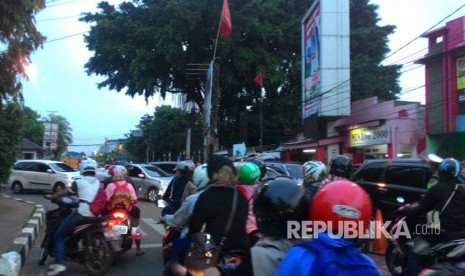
[8,160,81,193]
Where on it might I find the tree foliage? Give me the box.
[0,0,45,183]
[0,103,22,183]
[82,0,401,149]
[21,106,44,146]
[124,106,203,162]
[0,0,46,107]
[350,0,401,101]
[44,113,73,159]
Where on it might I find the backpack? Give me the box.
[108,181,134,211]
[89,184,108,216]
[297,239,380,276]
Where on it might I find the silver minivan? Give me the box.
[8,160,81,193]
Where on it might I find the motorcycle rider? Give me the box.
[302,160,328,201]
[161,163,210,237]
[400,158,465,275]
[236,161,262,246]
[105,165,144,256]
[277,180,380,275]
[45,159,101,276]
[320,155,352,186]
[169,154,249,276]
[250,177,309,275]
[161,161,196,216]
[248,158,267,181]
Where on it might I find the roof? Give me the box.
[17,138,42,151]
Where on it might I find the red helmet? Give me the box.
[310,180,372,236]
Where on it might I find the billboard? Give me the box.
[43,122,59,150]
[302,0,350,118]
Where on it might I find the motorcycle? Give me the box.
[39,196,114,275]
[104,208,133,264]
[385,213,465,275]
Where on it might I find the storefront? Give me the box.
[281,97,426,165]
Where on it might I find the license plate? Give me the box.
[110,225,128,235]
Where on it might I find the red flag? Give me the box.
[254,72,263,86]
[219,0,232,38]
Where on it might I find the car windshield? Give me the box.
[285,164,304,179]
[50,162,76,172]
[142,165,171,177]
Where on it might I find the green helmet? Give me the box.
[238,162,261,184]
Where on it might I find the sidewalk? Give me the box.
[0,191,45,275]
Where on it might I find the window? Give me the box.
[127,166,143,177]
[30,163,50,173]
[351,162,385,182]
[13,162,32,170]
[384,166,427,189]
[50,162,75,172]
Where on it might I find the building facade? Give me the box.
[416,16,465,161]
[282,97,426,165]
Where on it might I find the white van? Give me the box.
[8,160,81,193]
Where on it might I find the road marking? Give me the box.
[140,243,162,248]
[141,218,166,236]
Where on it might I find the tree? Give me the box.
[21,106,44,146]
[125,106,203,162]
[0,0,45,183]
[0,103,22,183]
[44,113,73,159]
[81,0,401,149]
[350,0,401,101]
[0,0,46,107]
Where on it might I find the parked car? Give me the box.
[149,160,195,176]
[8,160,81,193]
[262,166,283,181]
[149,161,179,176]
[126,164,173,202]
[264,162,304,183]
[350,158,465,220]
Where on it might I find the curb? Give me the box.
[1,194,45,275]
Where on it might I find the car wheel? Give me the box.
[11,181,23,194]
[53,183,65,193]
[147,187,159,202]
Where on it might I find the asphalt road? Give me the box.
[5,190,390,275]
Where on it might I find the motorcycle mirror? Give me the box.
[428,153,443,163]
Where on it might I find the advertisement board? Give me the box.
[350,125,391,147]
[302,0,350,118]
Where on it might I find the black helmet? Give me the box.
[253,177,308,238]
[329,155,352,178]
[438,158,460,180]
[248,159,267,179]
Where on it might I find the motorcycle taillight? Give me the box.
[112,210,128,221]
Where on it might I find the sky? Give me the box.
[22,0,465,156]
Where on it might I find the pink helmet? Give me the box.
[112,165,128,181]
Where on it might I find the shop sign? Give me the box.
[350,125,390,147]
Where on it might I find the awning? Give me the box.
[281,136,345,150]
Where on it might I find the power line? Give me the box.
[381,3,465,63]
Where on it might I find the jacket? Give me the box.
[251,237,302,276]
[276,233,379,275]
[405,180,465,233]
[188,185,249,252]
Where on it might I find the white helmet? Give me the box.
[303,161,327,183]
[79,159,98,175]
[193,163,209,190]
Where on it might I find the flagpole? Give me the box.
[212,0,224,62]
[259,83,263,152]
